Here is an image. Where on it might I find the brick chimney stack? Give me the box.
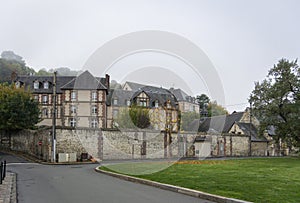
[105,74,110,90]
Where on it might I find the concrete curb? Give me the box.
[95,167,252,203]
[0,172,17,203]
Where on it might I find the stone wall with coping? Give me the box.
[4,128,52,161]
[3,128,268,161]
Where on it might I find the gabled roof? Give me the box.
[198,112,244,133]
[169,88,197,103]
[123,81,145,91]
[16,75,75,94]
[236,122,267,142]
[169,88,189,101]
[61,70,107,90]
[131,86,178,108]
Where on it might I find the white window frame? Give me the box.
[91,91,97,101]
[113,98,118,105]
[43,81,49,89]
[70,118,76,127]
[91,105,97,115]
[71,91,77,101]
[33,95,39,102]
[91,118,98,128]
[155,100,159,108]
[42,95,48,104]
[34,81,39,89]
[70,105,77,114]
[126,100,131,106]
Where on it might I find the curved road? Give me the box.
[1,152,213,203]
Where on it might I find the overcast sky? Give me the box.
[1,0,299,112]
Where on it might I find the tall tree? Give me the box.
[249,59,300,147]
[196,94,210,117]
[196,94,210,109]
[207,101,228,117]
[0,84,41,130]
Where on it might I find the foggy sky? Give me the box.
[1,0,299,112]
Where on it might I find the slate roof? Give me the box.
[198,112,243,133]
[123,81,145,91]
[169,88,188,101]
[61,71,107,90]
[169,88,196,103]
[16,70,108,93]
[236,122,267,142]
[16,75,75,94]
[107,89,135,106]
[131,86,178,108]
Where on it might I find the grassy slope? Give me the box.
[100,158,300,203]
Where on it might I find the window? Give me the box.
[91,118,98,128]
[113,98,118,105]
[91,91,97,101]
[70,118,76,127]
[34,81,39,89]
[15,81,21,88]
[33,95,39,102]
[138,98,148,107]
[70,105,77,114]
[42,108,48,118]
[155,100,159,108]
[42,95,48,104]
[166,101,171,109]
[43,81,49,89]
[113,109,119,117]
[71,91,77,101]
[126,100,131,106]
[91,105,97,115]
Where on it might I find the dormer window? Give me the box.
[44,81,49,89]
[113,98,118,105]
[155,100,159,108]
[126,100,131,106]
[15,81,21,88]
[34,81,40,89]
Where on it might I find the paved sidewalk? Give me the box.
[0,173,17,203]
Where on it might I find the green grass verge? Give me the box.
[100,157,300,203]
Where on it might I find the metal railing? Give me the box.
[0,160,6,184]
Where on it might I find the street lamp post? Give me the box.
[52,71,57,162]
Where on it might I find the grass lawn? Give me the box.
[100,157,300,203]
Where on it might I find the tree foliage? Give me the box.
[114,108,136,129]
[114,106,150,129]
[196,94,228,117]
[129,105,150,129]
[0,84,41,130]
[249,59,300,147]
[207,101,228,117]
[0,51,35,83]
[196,94,210,109]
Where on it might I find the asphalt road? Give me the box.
[1,152,214,203]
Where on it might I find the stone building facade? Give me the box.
[15,71,110,128]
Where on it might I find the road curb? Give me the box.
[95,167,252,203]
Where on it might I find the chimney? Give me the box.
[105,74,110,90]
